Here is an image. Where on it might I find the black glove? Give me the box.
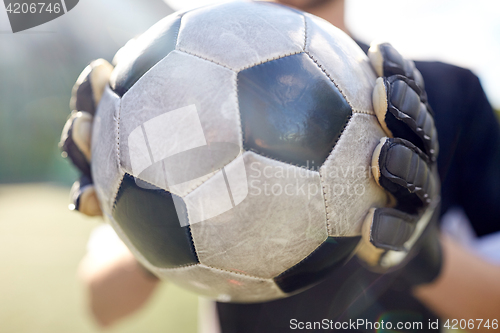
[59,59,114,216]
[356,42,442,285]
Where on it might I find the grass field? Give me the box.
[0,184,198,333]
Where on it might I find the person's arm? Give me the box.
[78,239,160,327]
[413,235,500,332]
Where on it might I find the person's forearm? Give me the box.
[413,235,500,332]
[79,249,159,327]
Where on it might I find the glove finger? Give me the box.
[59,111,93,175]
[357,207,416,268]
[372,137,438,214]
[69,175,103,216]
[368,41,431,115]
[368,42,424,88]
[69,59,114,115]
[373,76,438,161]
[369,207,416,251]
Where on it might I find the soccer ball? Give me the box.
[91,1,387,303]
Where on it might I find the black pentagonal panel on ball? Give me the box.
[110,14,182,97]
[112,174,198,268]
[238,53,352,168]
[274,236,360,294]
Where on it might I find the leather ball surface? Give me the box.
[91,0,387,303]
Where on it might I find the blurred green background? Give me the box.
[0,1,198,332]
[0,184,198,333]
[0,0,171,184]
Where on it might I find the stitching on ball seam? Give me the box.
[176,48,234,70]
[319,171,332,234]
[304,50,353,111]
[112,88,123,208]
[234,72,244,151]
[303,14,308,51]
[319,114,354,234]
[111,170,125,211]
[114,88,121,168]
[186,225,200,263]
[158,263,276,282]
[153,261,200,270]
[201,264,275,281]
[353,109,375,115]
[123,154,244,198]
[181,152,246,197]
[181,170,223,197]
[238,50,304,72]
[247,150,320,176]
[156,263,199,272]
[246,148,320,172]
[173,13,185,50]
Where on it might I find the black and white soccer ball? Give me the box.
[91,1,387,303]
